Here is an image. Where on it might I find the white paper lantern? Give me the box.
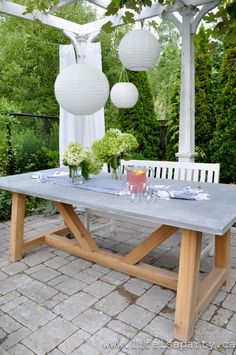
[110,83,138,108]
[54,63,109,115]
[118,29,161,71]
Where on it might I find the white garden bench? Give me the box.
[120,159,220,183]
[84,160,220,257]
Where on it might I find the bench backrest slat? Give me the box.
[120,160,220,183]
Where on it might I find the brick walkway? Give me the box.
[0,213,236,355]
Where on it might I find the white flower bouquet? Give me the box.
[63,142,102,180]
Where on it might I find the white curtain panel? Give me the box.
[59,43,105,166]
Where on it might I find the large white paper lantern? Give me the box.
[110,83,138,108]
[54,63,109,115]
[118,29,160,71]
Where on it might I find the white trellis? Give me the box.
[0,0,220,161]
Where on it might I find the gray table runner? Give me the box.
[34,171,123,195]
[33,170,209,200]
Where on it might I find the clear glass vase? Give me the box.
[111,168,118,179]
[69,166,83,185]
[111,166,121,180]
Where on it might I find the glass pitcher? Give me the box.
[126,166,147,192]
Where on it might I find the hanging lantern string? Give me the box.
[78,41,87,64]
[119,67,130,83]
[75,34,90,64]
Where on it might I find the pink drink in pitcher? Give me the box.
[127,167,147,193]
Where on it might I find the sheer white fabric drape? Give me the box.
[59,43,105,166]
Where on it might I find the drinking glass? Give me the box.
[126,183,140,203]
[142,185,155,203]
[118,176,129,198]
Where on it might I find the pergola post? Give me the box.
[173,1,220,162]
[176,7,198,162]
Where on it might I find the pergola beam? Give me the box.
[54,0,109,11]
[0,0,167,36]
[79,2,174,34]
[191,0,220,33]
[53,0,77,11]
[182,0,217,5]
[0,0,82,34]
[86,0,109,9]
[162,11,182,34]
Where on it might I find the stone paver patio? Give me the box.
[0,212,236,355]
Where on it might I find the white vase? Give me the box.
[118,29,161,71]
[110,82,138,108]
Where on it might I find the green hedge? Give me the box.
[211,45,236,183]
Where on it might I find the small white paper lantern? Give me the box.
[54,63,109,115]
[118,29,161,71]
[110,83,138,108]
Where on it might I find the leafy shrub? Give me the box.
[194,27,215,162]
[0,190,12,221]
[0,189,57,222]
[211,45,236,183]
[11,128,48,173]
[43,148,59,168]
[0,113,19,175]
[0,128,11,175]
[47,121,59,151]
[166,80,180,161]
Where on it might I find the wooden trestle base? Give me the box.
[10,193,231,342]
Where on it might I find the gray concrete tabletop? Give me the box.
[0,168,236,235]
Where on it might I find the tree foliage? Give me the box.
[114,71,161,160]
[165,71,180,161]
[205,0,236,45]
[149,21,181,120]
[194,26,215,162]
[0,1,96,115]
[210,36,236,182]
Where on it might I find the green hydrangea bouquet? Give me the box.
[92,129,138,179]
[63,142,102,181]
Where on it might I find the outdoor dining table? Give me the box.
[0,168,234,342]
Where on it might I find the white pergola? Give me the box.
[0,0,220,162]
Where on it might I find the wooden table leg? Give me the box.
[174,229,202,342]
[10,192,26,262]
[215,230,231,284]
